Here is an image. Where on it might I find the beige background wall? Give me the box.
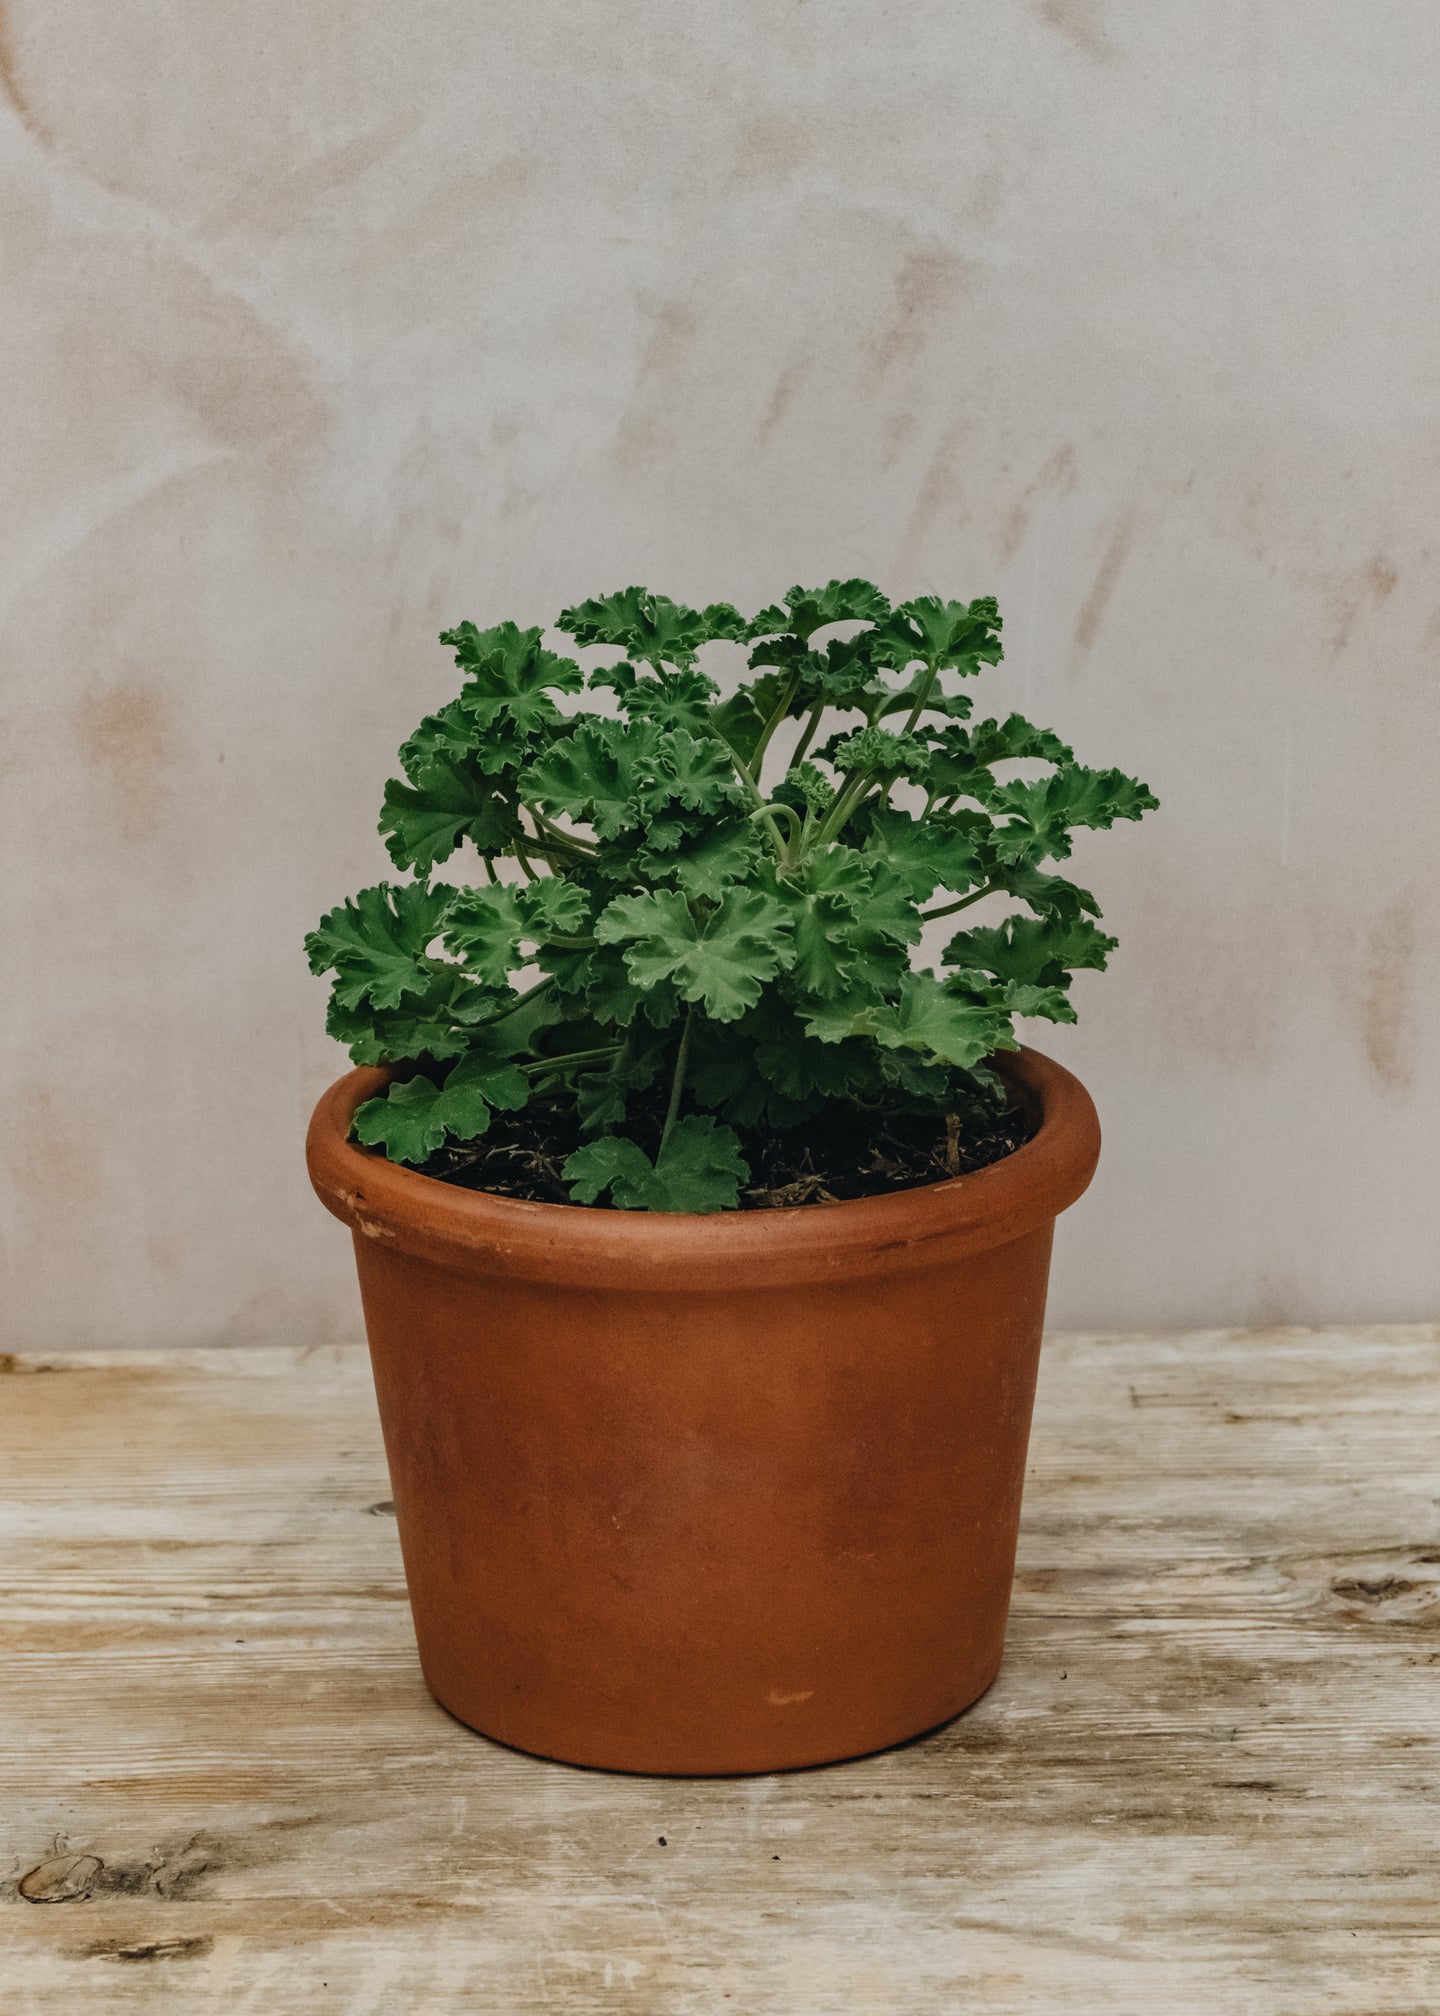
[3,1,1436,1348]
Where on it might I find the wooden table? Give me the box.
[3,1329,1436,2012]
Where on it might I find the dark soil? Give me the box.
[413,1088,1035,1210]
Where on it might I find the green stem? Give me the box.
[659,1006,695,1158]
[522,1046,621,1078]
[531,810,598,857]
[814,767,876,846]
[899,662,940,736]
[920,880,999,923]
[748,671,804,781]
[787,696,826,773]
[752,800,803,857]
[469,974,555,1029]
[726,746,788,862]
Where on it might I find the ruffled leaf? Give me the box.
[558,588,745,666]
[441,879,591,986]
[352,1050,530,1165]
[596,886,794,1021]
[563,1114,748,1212]
[305,881,454,1011]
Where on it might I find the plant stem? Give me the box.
[522,1046,620,1078]
[469,974,554,1029]
[814,767,875,846]
[899,663,940,737]
[658,1006,695,1158]
[920,880,999,923]
[787,696,826,774]
[748,671,804,781]
[752,800,803,856]
[531,810,598,857]
[726,746,789,862]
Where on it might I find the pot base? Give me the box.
[422,1660,1006,1778]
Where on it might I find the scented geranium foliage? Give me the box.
[306,583,1157,1211]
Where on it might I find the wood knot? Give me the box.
[19,1853,103,1903]
[83,1936,214,1963]
[1330,1574,1417,1604]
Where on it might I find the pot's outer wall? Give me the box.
[309,1048,1100,1773]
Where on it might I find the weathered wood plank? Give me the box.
[2,1329,1437,2013]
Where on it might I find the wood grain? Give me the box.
[2,1328,1437,2013]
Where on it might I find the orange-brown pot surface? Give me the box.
[306,1047,1100,1775]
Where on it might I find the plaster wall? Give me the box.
[2,0,1436,1345]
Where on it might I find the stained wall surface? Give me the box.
[3,1,1436,1347]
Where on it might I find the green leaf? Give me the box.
[324,967,495,1065]
[783,763,835,814]
[967,712,1075,767]
[399,700,484,775]
[563,1115,748,1212]
[879,594,1003,671]
[876,972,1017,1068]
[749,579,892,641]
[994,861,1099,922]
[596,886,794,1021]
[819,631,890,701]
[574,1035,666,1134]
[647,1115,749,1210]
[656,729,737,812]
[775,852,921,1001]
[862,808,985,901]
[440,620,583,738]
[352,1050,530,1165]
[711,690,767,766]
[380,763,521,871]
[988,765,1159,864]
[526,719,738,838]
[944,914,1116,988]
[686,1023,777,1129]
[441,619,544,679]
[994,981,1079,1024]
[526,719,660,838]
[752,1002,872,1101]
[873,679,973,724]
[561,1133,655,1204]
[637,818,762,900]
[480,981,572,1056]
[305,881,454,1010]
[919,727,998,804]
[441,879,590,986]
[774,845,876,993]
[922,712,1076,804]
[558,588,745,666]
[618,667,719,734]
[829,727,930,777]
[585,945,683,1029]
[802,971,1014,1070]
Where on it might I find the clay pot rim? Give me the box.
[307,1045,1099,1290]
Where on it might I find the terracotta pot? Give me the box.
[306,1046,1099,1775]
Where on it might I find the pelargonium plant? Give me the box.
[306,582,1156,1212]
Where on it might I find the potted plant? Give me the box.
[305,580,1156,1774]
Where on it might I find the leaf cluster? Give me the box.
[307,584,1156,1211]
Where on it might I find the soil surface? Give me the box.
[413,1090,1034,1209]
